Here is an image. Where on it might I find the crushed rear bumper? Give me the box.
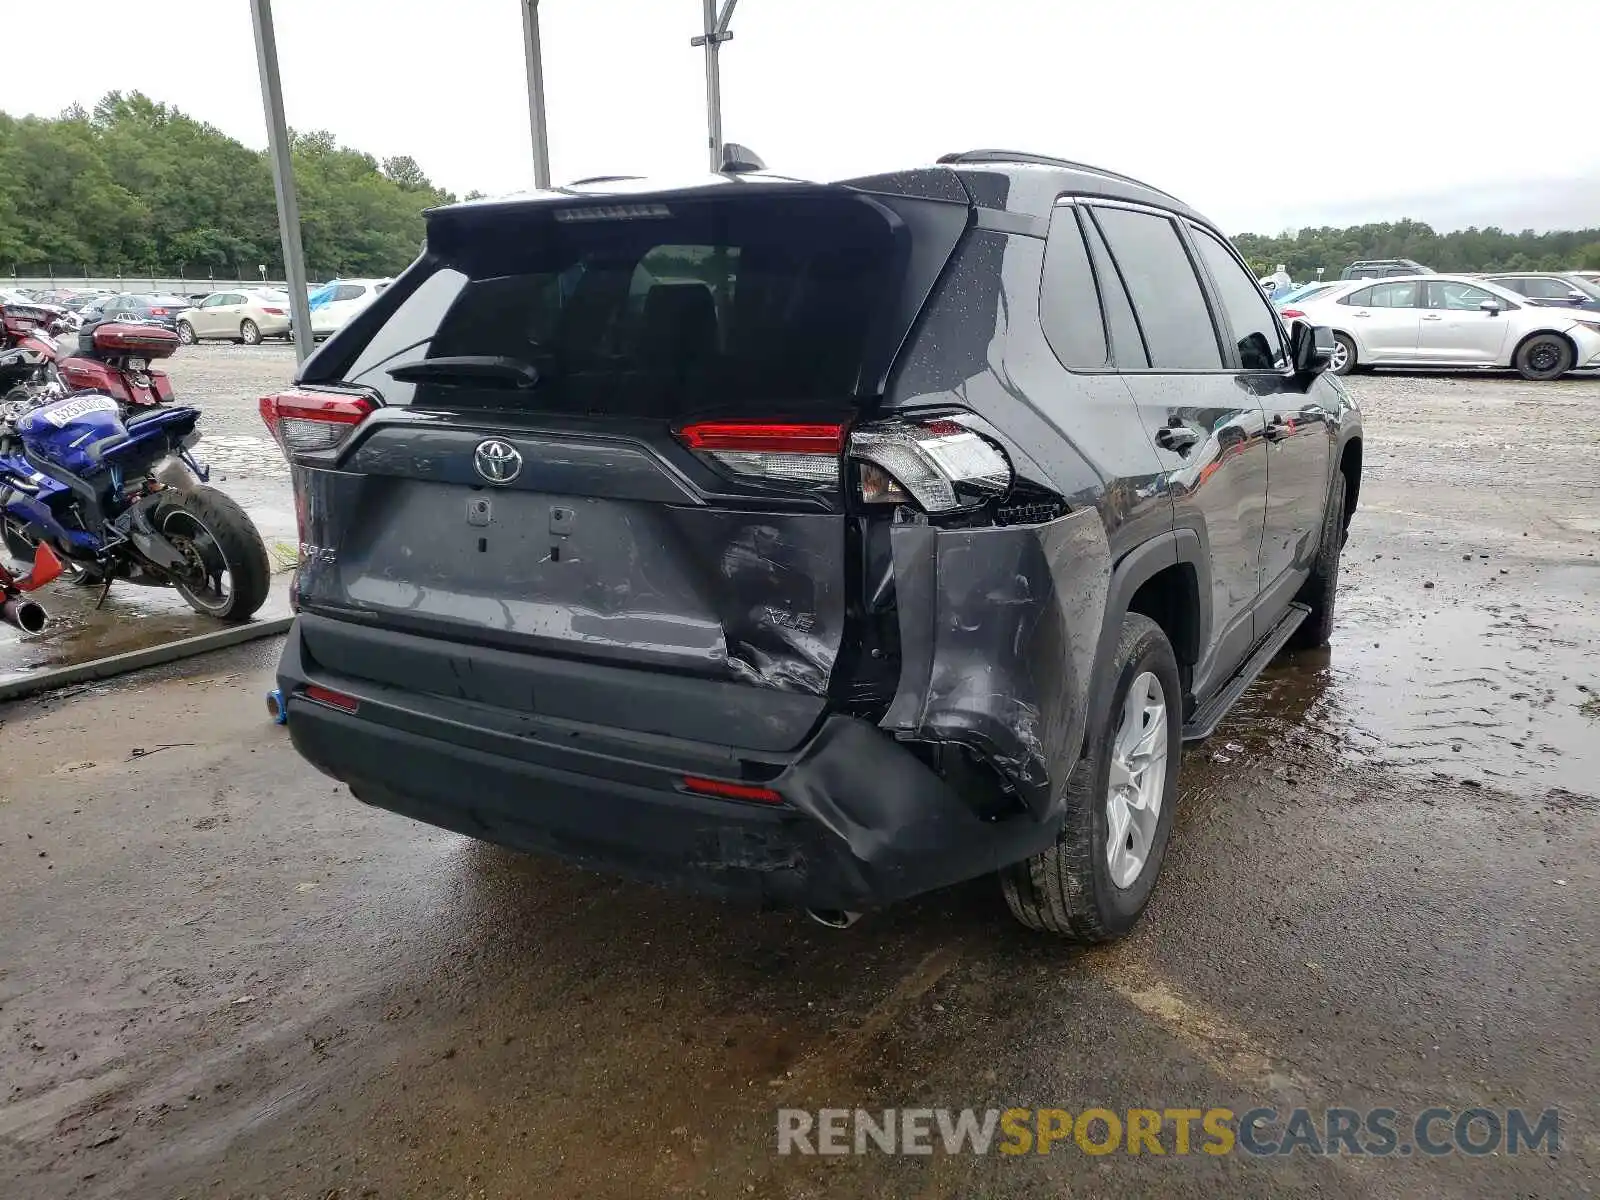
[277,616,1061,911]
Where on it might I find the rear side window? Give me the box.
[1079,214,1148,369]
[334,284,366,301]
[1089,207,1222,369]
[336,196,906,413]
[1189,225,1287,370]
[1364,281,1419,308]
[1038,206,1108,369]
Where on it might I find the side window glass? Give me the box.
[1038,206,1108,369]
[1190,225,1287,371]
[1427,281,1496,311]
[1367,281,1419,308]
[1089,207,1222,369]
[1340,286,1373,307]
[1079,213,1149,369]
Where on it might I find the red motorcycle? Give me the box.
[0,306,181,412]
[56,320,180,409]
[0,299,65,402]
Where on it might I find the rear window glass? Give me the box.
[335,196,903,413]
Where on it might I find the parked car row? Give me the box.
[1,277,393,346]
[1277,273,1600,379]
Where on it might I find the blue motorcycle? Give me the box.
[0,390,270,622]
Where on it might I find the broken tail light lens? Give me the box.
[675,420,846,487]
[260,389,375,457]
[848,419,1011,513]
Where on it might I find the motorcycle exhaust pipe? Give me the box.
[1,595,48,634]
[804,908,862,930]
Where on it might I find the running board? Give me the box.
[1181,602,1309,743]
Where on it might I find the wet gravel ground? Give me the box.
[0,365,1596,1198]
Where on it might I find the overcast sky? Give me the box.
[2,0,1595,235]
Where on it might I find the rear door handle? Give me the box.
[1422,314,1442,321]
[1352,311,1371,318]
[1155,425,1198,454]
[1263,418,1289,443]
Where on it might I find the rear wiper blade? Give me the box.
[387,356,540,389]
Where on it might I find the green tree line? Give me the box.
[0,92,457,280]
[4,94,1599,285]
[1235,218,1600,281]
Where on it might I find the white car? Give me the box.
[1287,274,1600,380]
[177,288,293,344]
[301,278,391,338]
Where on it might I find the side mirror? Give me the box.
[1290,320,1334,375]
[1478,299,1502,315]
[1568,291,1588,305]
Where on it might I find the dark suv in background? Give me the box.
[263,150,1362,940]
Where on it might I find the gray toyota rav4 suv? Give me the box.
[263,150,1362,939]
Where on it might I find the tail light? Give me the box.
[260,388,374,457]
[675,420,845,486]
[674,417,1013,514]
[149,307,169,316]
[1279,308,1306,319]
[848,419,1011,513]
[261,307,285,316]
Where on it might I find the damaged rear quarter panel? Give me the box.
[882,507,1110,817]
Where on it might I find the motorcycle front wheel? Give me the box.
[153,486,270,621]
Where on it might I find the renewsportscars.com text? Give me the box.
[776,1106,1560,1158]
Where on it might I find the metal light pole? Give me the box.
[520,0,552,189]
[248,0,315,362]
[692,0,738,171]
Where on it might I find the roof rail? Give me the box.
[936,149,1180,201]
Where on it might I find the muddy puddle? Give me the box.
[1192,550,1600,804]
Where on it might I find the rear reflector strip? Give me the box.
[681,775,784,804]
[301,684,360,713]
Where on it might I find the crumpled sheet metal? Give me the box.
[881,508,1111,817]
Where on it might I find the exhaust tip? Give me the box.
[2,599,47,635]
[265,688,287,724]
[805,908,862,930]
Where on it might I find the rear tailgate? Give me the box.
[273,182,968,749]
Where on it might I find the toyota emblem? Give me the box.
[473,439,523,484]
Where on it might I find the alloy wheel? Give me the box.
[1105,670,1169,888]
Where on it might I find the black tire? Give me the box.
[1000,613,1183,941]
[239,319,261,346]
[1293,472,1347,649]
[1514,333,1573,381]
[1329,332,1358,376]
[177,320,196,346]
[154,485,270,621]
